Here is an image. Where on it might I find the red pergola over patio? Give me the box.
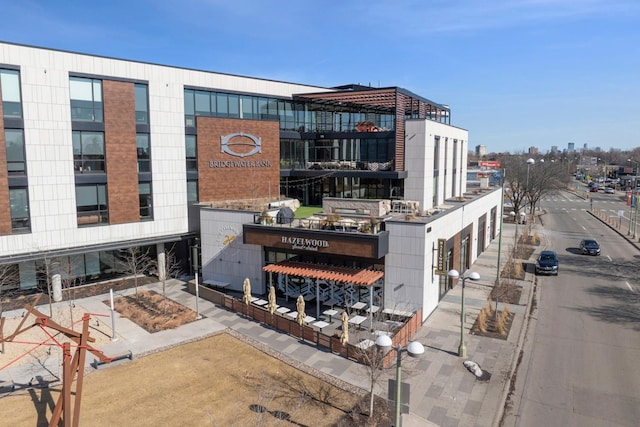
[262,261,383,286]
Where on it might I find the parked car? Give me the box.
[590,186,599,192]
[535,251,559,275]
[604,187,615,194]
[580,239,601,255]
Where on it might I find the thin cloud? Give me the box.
[352,0,640,35]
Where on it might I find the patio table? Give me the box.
[323,309,338,322]
[348,315,367,327]
[313,320,330,332]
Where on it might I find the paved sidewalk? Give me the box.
[0,221,540,426]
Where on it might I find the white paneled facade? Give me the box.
[404,119,469,211]
[0,42,329,261]
[385,189,502,319]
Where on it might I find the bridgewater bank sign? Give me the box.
[210,132,273,168]
[209,160,271,168]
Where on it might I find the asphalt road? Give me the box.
[502,191,640,427]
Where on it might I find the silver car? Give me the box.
[580,239,601,255]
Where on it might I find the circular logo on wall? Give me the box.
[217,225,240,258]
[220,132,262,158]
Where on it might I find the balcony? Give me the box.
[305,160,393,171]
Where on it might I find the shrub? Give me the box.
[496,314,506,335]
[486,297,494,315]
[474,308,487,333]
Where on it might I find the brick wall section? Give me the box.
[0,85,12,236]
[103,80,139,224]
[197,117,280,202]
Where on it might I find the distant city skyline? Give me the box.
[1,1,639,153]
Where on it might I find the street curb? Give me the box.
[491,227,543,426]
[587,210,640,252]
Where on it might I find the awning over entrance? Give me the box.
[263,261,383,286]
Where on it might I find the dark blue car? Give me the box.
[535,251,559,276]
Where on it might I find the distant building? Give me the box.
[475,144,486,157]
[528,147,539,155]
[568,142,575,151]
[551,146,558,155]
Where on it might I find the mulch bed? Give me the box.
[519,235,541,246]
[500,266,526,280]
[472,281,522,340]
[470,311,515,340]
[106,289,197,333]
[2,276,157,313]
[490,282,523,305]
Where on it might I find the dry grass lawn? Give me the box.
[0,333,362,426]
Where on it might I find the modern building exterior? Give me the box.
[0,41,501,321]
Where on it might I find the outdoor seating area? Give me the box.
[187,279,422,367]
[240,286,412,339]
[275,276,383,310]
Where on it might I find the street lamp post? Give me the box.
[191,238,202,320]
[375,335,425,427]
[495,168,506,287]
[627,159,638,237]
[629,197,638,239]
[447,269,480,358]
[628,159,638,189]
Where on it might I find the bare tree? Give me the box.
[503,155,567,220]
[525,160,567,215]
[55,256,85,330]
[502,156,530,219]
[120,247,153,295]
[155,244,183,297]
[0,263,19,317]
[352,307,399,419]
[0,263,19,353]
[34,256,55,317]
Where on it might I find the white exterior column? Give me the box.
[156,243,166,281]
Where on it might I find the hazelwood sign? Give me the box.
[281,236,329,251]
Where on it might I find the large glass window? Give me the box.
[241,95,256,119]
[258,97,271,120]
[5,129,25,174]
[1,69,22,118]
[452,139,458,195]
[228,94,239,118]
[139,182,153,220]
[187,180,198,203]
[9,187,30,232]
[69,77,103,122]
[184,89,396,134]
[73,131,105,173]
[137,134,151,172]
[184,89,195,126]
[185,135,197,172]
[215,93,228,116]
[195,90,211,116]
[76,184,108,226]
[134,84,149,124]
[280,101,295,131]
[433,136,440,171]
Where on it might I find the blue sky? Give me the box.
[1,0,639,154]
